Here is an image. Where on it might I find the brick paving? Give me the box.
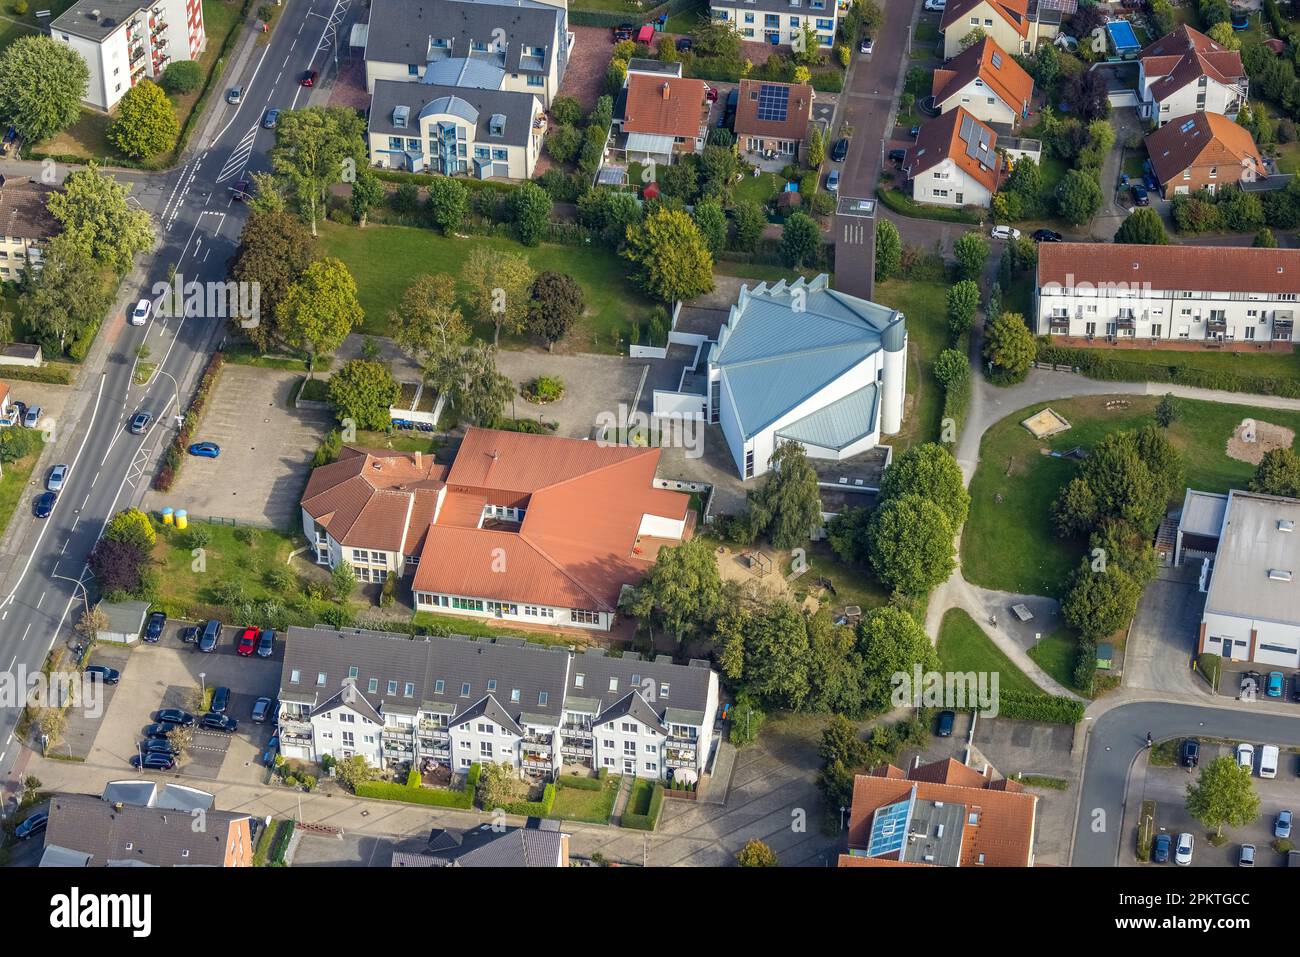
[561,27,620,111]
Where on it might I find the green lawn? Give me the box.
[0,435,44,545]
[315,222,656,354]
[784,541,890,613]
[1064,345,1300,384]
[410,610,595,647]
[732,171,784,206]
[872,278,948,451]
[626,778,655,816]
[962,393,1300,597]
[355,429,442,455]
[936,608,1041,696]
[551,775,620,824]
[664,0,708,34]
[1028,628,1083,693]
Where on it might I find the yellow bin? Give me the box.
[161,507,174,525]
[175,509,188,530]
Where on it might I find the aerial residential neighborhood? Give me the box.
[0,0,1297,917]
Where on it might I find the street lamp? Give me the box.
[199,672,206,701]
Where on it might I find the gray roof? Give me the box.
[1206,489,1300,626]
[421,57,508,90]
[370,79,537,148]
[365,0,563,76]
[280,626,571,727]
[627,58,682,77]
[52,0,146,41]
[45,794,249,868]
[1180,489,1228,539]
[100,780,215,812]
[593,691,666,733]
[98,599,151,637]
[310,682,385,724]
[775,383,879,451]
[452,825,565,867]
[565,650,714,727]
[449,693,523,736]
[39,845,92,867]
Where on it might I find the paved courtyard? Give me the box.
[1123,565,1206,698]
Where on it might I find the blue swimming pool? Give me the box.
[1107,19,1141,57]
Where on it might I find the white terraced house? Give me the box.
[1034,243,1300,345]
[707,0,839,49]
[276,626,719,782]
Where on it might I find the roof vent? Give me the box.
[89,7,100,17]
[661,81,671,100]
[1269,568,1293,581]
[1279,520,1294,533]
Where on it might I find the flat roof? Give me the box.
[52,0,145,40]
[1180,489,1228,539]
[1206,490,1300,624]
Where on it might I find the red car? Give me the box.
[301,70,318,87]
[704,85,718,103]
[236,627,258,657]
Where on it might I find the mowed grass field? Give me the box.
[873,278,948,451]
[315,222,656,354]
[1063,345,1300,384]
[936,608,1041,697]
[961,393,1300,598]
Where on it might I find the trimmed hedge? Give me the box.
[996,690,1085,725]
[877,187,984,224]
[354,763,481,807]
[621,783,665,830]
[374,169,518,194]
[499,783,556,817]
[1036,341,1300,398]
[152,351,225,491]
[0,363,74,385]
[268,819,294,866]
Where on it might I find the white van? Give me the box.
[1260,745,1279,779]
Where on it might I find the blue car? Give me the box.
[1142,172,1159,193]
[1152,832,1172,863]
[34,491,56,518]
[188,441,220,458]
[144,611,166,643]
[1267,671,1284,698]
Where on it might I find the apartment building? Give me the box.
[0,176,58,278]
[1034,243,1300,345]
[367,79,546,178]
[1138,23,1247,126]
[931,36,1033,128]
[362,0,571,108]
[276,625,719,782]
[1143,111,1265,196]
[939,0,1064,59]
[707,0,839,49]
[51,0,205,111]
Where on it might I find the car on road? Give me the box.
[831,137,849,162]
[155,708,195,727]
[144,723,178,738]
[230,179,252,202]
[143,737,180,756]
[129,411,152,434]
[1151,832,1171,863]
[257,628,275,658]
[262,108,280,129]
[144,611,166,643]
[1180,738,1200,768]
[179,625,199,644]
[1129,184,1150,206]
[1032,228,1063,242]
[1239,843,1256,866]
[888,148,907,165]
[226,87,243,105]
[85,664,120,685]
[198,618,222,653]
[200,713,238,733]
[252,697,273,723]
[1237,742,1255,772]
[675,37,692,52]
[131,752,176,771]
[236,627,258,657]
[129,298,152,326]
[46,464,68,492]
[1267,671,1284,698]
[210,686,230,714]
[859,36,874,55]
[188,441,220,458]
[1276,809,1293,839]
[15,810,47,839]
[33,491,56,519]
[301,69,318,87]
[936,710,955,737]
[826,170,840,192]
[1174,832,1194,865]
[22,405,41,428]
[991,225,1021,241]
[923,0,945,9]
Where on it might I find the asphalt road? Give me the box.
[1073,701,1300,867]
[0,0,352,797]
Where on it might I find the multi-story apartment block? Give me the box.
[362,0,571,108]
[1138,24,1247,126]
[1034,243,1300,345]
[52,0,205,110]
[276,626,719,782]
[0,176,58,278]
[707,0,839,49]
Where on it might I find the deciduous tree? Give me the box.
[277,258,364,359]
[461,246,535,346]
[867,494,955,595]
[627,536,723,642]
[47,163,155,276]
[623,208,714,303]
[982,311,1035,380]
[878,442,969,529]
[748,441,823,548]
[107,80,179,159]
[0,36,87,142]
[328,359,400,431]
[270,106,367,235]
[1186,755,1260,838]
[527,271,584,351]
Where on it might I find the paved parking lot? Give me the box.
[1124,565,1206,697]
[141,364,331,529]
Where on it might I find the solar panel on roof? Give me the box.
[991,51,1002,68]
[756,84,790,123]
[1179,118,1195,133]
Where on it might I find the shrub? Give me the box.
[996,690,1086,724]
[160,60,202,96]
[523,375,565,403]
[620,783,665,830]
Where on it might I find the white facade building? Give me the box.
[1137,24,1247,126]
[708,0,839,48]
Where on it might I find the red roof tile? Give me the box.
[1144,111,1265,187]
[941,0,1030,38]
[1037,241,1300,295]
[908,107,1001,194]
[623,73,708,140]
[931,37,1033,117]
[733,79,814,143]
[1140,24,1245,102]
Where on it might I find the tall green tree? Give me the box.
[388,273,467,394]
[511,181,553,246]
[856,606,940,714]
[878,442,970,530]
[461,246,534,347]
[737,839,778,867]
[1057,168,1103,225]
[270,106,367,235]
[451,342,514,426]
[627,536,723,642]
[1113,206,1170,245]
[737,599,811,710]
[527,271,584,351]
[0,36,87,142]
[983,311,1035,380]
[425,176,468,235]
[1186,755,1260,839]
[623,208,714,304]
[748,441,823,549]
[868,494,955,595]
[1249,447,1300,498]
[692,199,728,257]
[946,279,981,342]
[107,80,179,159]
[349,166,384,227]
[228,210,316,349]
[328,358,400,431]
[47,163,155,276]
[778,211,821,268]
[953,231,989,282]
[729,200,766,253]
[875,219,902,282]
[277,258,364,359]
[19,233,109,355]
[1061,557,1142,639]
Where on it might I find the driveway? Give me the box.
[141,364,331,529]
[1123,564,1207,698]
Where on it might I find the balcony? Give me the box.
[418,720,449,734]
[561,743,593,757]
[382,727,414,741]
[522,752,551,768]
[561,725,592,740]
[666,754,695,768]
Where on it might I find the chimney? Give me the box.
[661,81,670,100]
[414,451,422,469]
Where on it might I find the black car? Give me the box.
[15,810,47,839]
[198,618,222,653]
[200,713,238,733]
[154,708,195,727]
[831,138,849,162]
[1181,738,1200,768]
[210,686,230,714]
[1032,228,1063,242]
[144,611,166,643]
[252,697,273,723]
[144,723,178,738]
[1292,673,1300,703]
[178,625,199,644]
[888,148,907,165]
[131,752,176,771]
[257,629,275,658]
[675,37,692,52]
[85,664,120,685]
[1129,184,1150,207]
[33,491,55,519]
[936,710,956,737]
[143,737,181,756]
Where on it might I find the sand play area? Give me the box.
[1021,407,1072,439]
[1226,418,1295,465]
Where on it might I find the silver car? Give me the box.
[1239,843,1255,867]
[47,464,68,492]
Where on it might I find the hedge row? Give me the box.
[268,819,295,866]
[498,783,557,817]
[876,187,984,224]
[1036,342,1300,398]
[939,372,970,449]
[152,351,225,492]
[0,363,74,385]
[620,783,665,830]
[996,690,1086,725]
[374,168,518,193]
[354,763,482,807]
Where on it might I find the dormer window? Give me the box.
[392,105,409,129]
[489,113,506,137]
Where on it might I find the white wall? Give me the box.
[637,513,686,539]
[936,80,1018,126]
[910,158,993,208]
[1036,285,1297,342]
[450,717,522,772]
[414,591,611,630]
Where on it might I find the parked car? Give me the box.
[831,137,849,162]
[1129,184,1149,206]
[198,618,222,652]
[826,169,840,192]
[15,810,48,839]
[991,225,1021,241]
[923,0,945,10]
[144,611,166,643]
[33,491,56,519]
[210,686,230,714]
[612,24,634,41]
[129,411,152,435]
[144,723,178,738]
[178,625,199,644]
[909,125,921,138]
[1032,228,1063,242]
[1239,843,1256,866]
[154,708,195,727]
[1151,832,1171,863]
[143,737,180,756]
[188,441,220,458]
[200,713,238,733]
[1276,809,1293,839]
[129,298,152,326]
[130,752,176,771]
[1267,671,1285,698]
[257,628,275,658]
[301,70,318,87]
[252,697,273,723]
[1294,672,1300,702]
[262,108,280,129]
[1180,738,1200,768]
[1261,744,1279,778]
[888,147,907,165]
[704,85,718,103]
[261,733,280,767]
[936,710,955,737]
[85,665,120,685]
[1174,832,1194,865]
[859,36,874,55]
[226,87,243,105]
[236,627,257,657]
[1142,171,1159,192]
[675,37,692,52]
[47,464,68,492]
[1241,670,1262,695]
[1237,742,1255,772]
[22,405,41,428]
